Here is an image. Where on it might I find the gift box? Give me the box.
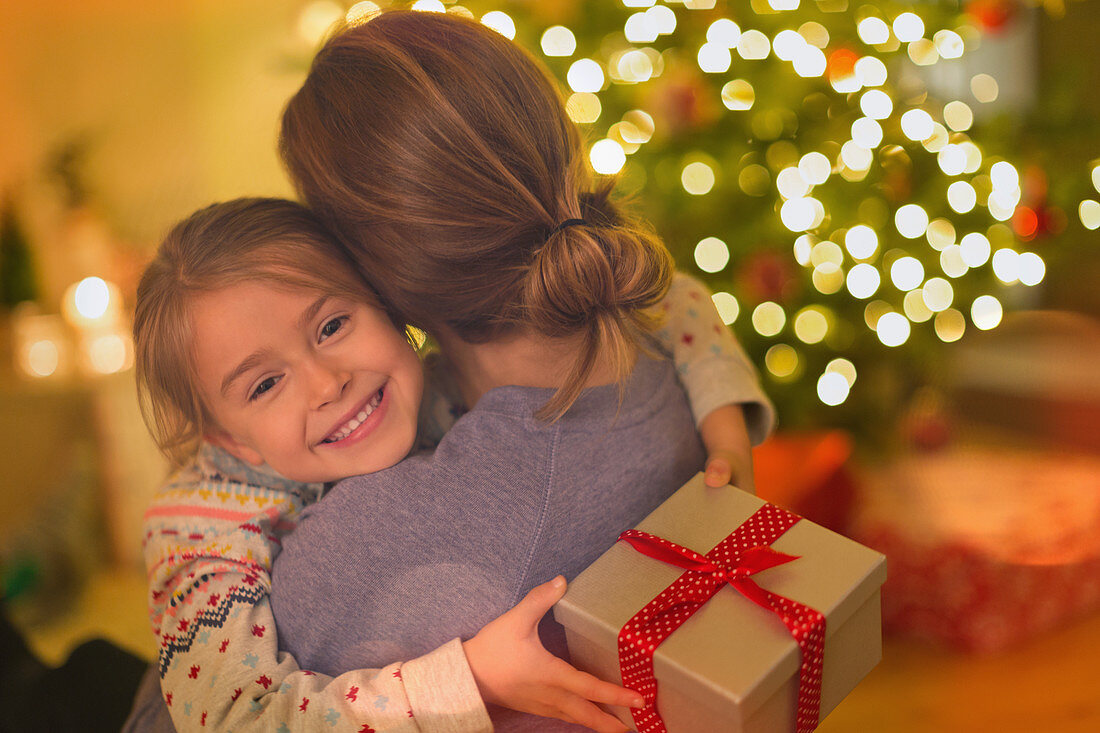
[853,444,1100,652]
[553,473,886,733]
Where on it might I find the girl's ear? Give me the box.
[205,429,264,467]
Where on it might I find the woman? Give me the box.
[270,10,772,732]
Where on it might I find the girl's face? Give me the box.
[189,281,423,483]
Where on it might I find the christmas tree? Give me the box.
[314,0,1075,437]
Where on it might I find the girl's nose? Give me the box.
[307,361,350,409]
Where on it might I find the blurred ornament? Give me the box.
[643,63,719,136]
[965,0,1019,33]
[1013,165,1066,241]
[826,47,859,86]
[736,250,799,305]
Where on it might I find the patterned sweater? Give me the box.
[134,273,775,732]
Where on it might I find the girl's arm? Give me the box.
[654,273,777,492]
[143,448,491,733]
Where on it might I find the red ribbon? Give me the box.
[616,503,825,733]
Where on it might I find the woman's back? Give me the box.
[270,356,704,727]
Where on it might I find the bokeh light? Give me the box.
[943,101,974,131]
[846,263,881,299]
[737,30,771,60]
[860,90,893,120]
[876,312,911,346]
[1080,200,1100,230]
[903,289,932,322]
[971,73,999,103]
[922,277,954,312]
[566,93,601,124]
[895,204,929,239]
[857,17,890,45]
[567,59,604,93]
[793,307,829,343]
[682,161,716,194]
[711,292,740,324]
[590,139,625,174]
[722,80,755,110]
[960,232,992,266]
[88,334,130,375]
[541,26,577,57]
[694,236,730,272]
[752,301,787,337]
[1017,252,1045,286]
[845,225,878,259]
[855,56,887,87]
[73,277,111,320]
[826,358,857,387]
[892,13,925,43]
[480,11,515,39]
[934,308,966,342]
[26,340,59,378]
[971,295,1003,330]
[707,19,741,47]
[766,344,801,380]
[817,371,850,405]
[948,181,977,213]
[698,42,733,73]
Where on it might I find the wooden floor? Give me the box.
[819,611,1100,733]
[18,564,1100,732]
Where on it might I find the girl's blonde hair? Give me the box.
[281,10,673,420]
[134,197,386,466]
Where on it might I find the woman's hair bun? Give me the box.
[525,217,670,332]
[523,188,674,420]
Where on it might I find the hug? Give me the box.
[125,9,772,732]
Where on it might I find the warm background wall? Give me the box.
[0,0,307,300]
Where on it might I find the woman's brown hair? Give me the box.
[281,9,673,419]
[133,197,385,465]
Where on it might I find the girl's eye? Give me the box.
[319,315,349,342]
[249,376,281,402]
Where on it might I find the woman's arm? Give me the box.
[143,448,491,733]
[654,273,777,491]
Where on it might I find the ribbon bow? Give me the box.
[616,503,826,733]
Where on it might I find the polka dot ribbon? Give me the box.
[616,504,826,733]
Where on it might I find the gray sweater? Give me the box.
[271,356,708,730]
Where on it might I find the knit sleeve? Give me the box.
[143,449,491,733]
[653,272,776,445]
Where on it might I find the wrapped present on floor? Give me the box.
[553,473,886,733]
[853,444,1100,653]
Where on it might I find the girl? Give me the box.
[271,8,772,733]
[127,199,771,732]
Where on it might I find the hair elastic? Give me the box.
[547,218,587,240]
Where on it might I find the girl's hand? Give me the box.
[699,404,756,493]
[463,576,643,733]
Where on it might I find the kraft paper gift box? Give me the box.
[553,473,886,733]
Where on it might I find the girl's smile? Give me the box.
[189,281,424,483]
[318,384,386,446]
